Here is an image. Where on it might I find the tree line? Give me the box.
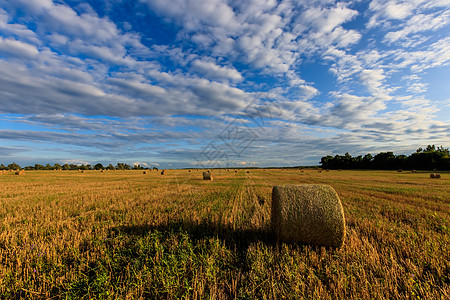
[320,145,450,170]
[0,162,159,171]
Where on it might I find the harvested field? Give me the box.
[0,169,449,298]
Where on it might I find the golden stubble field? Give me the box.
[0,169,449,299]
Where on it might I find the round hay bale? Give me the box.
[15,170,25,175]
[161,170,165,175]
[412,170,417,173]
[271,184,346,248]
[430,173,436,178]
[203,171,213,181]
[435,174,441,178]
[397,169,403,173]
[143,171,147,174]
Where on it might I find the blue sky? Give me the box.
[0,0,449,168]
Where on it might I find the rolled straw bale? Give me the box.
[412,170,417,173]
[143,171,147,174]
[15,170,25,175]
[203,171,213,181]
[161,170,165,175]
[271,184,346,248]
[435,174,441,178]
[430,173,436,178]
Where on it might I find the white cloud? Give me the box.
[384,10,450,43]
[190,60,243,82]
[0,37,39,58]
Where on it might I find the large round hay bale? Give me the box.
[435,174,441,178]
[15,170,25,175]
[271,184,346,248]
[143,171,147,174]
[161,170,165,175]
[430,173,436,178]
[203,171,213,181]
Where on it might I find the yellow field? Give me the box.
[1,169,449,299]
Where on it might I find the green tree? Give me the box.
[94,163,104,170]
[8,162,20,170]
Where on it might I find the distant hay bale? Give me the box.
[143,171,147,174]
[188,170,191,172]
[397,169,403,173]
[271,184,346,248]
[161,170,165,175]
[203,171,213,181]
[325,169,329,172]
[101,170,104,173]
[247,171,250,173]
[412,170,417,173]
[436,174,441,178]
[81,170,85,173]
[15,170,25,175]
[430,173,436,178]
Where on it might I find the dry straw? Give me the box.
[203,171,213,181]
[271,184,346,248]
